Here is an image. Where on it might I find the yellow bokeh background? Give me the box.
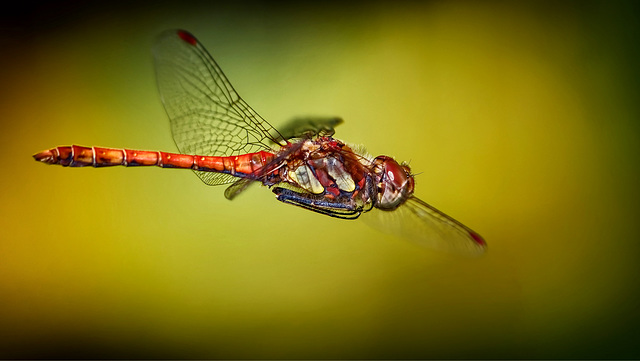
[1,1,639,358]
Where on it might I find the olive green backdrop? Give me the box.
[1,1,639,359]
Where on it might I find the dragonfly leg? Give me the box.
[273,187,362,219]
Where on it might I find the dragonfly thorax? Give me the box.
[280,137,367,197]
[371,156,414,210]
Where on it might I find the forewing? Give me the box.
[362,196,487,255]
[153,29,287,185]
[274,116,343,141]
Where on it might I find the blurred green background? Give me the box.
[1,0,639,359]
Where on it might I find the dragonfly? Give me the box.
[34,29,486,255]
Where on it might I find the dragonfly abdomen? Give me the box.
[33,145,274,177]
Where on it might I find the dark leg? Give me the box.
[273,187,363,219]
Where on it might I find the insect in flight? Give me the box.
[34,29,486,255]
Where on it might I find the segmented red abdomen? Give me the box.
[33,145,275,178]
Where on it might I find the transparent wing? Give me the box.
[224,177,255,200]
[274,116,343,141]
[362,196,487,256]
[225,116,345,199]
[153,29,287,186]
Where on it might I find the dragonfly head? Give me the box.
[372,156,415,210]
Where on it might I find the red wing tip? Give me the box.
[177,30,197,46]
[469,231,487,248]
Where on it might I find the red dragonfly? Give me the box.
[34,29,486,254]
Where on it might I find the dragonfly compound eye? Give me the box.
[372,156,415,210]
